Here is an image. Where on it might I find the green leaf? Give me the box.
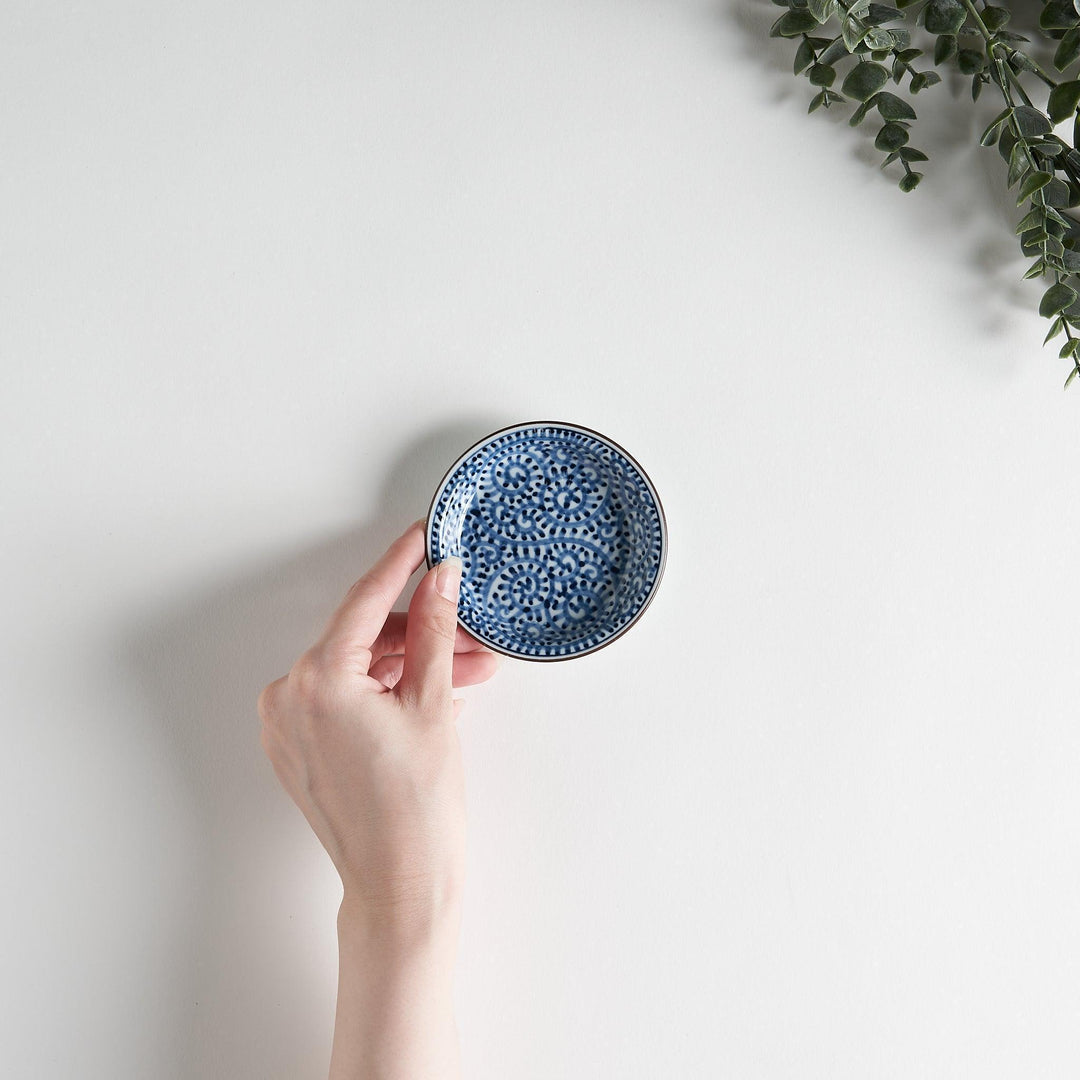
[864,28,895,50]
[982,6,1011,31]
[794,37,816,74]
[849,98,875,126]
[841,16,867,50]
[998,128,1017,162]
[864,3,902,23]
[874,91,916,120]
[911,70,942,92]
[1063,248,1080,272]
[875,121,910,150]
[980,107,1011,147]
[897,146,928,162]
[1040,282,1078,317]
[1040,0,1078,30]
[922,0,966,35]
[1045,316,1065,343]
[933,34,957,65]
[841,60,890,100]
[809,63,837,86]
[807,0,837,22]
[972,74,985,102]
[1018,171,1054,203]
[1016,209,1044,234]
[808,90,828,113]
[1032,140,1066,158]
[818,38,849,65]
[772,10,820,37]
[1048,80,1080,123]
[1024,259,1047,279]
[1013,106,1053,138]
[1060,339,1080,358]
[898,170,923,191]
[1043,177,1076,207]
[1065,365,1079,389]
[1055,27,1080,71]
[812,38,846,65]
[957,49,985,75]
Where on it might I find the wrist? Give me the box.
[331,889,462,1080]
[337,884,462,956]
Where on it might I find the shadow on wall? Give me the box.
[118,414,506,1080]
[722,0,1047,352]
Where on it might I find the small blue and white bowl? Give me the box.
[425,421,667,661]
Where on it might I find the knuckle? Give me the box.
[289,649,332,704]
[421,609,458,644]
[256,678,280,722]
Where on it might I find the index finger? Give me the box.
[314,520,427,662]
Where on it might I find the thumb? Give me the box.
[397,556,463,710]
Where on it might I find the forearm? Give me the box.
[329,898,462,1080]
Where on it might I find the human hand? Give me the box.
[256,518,499,931]
[258,519,498,1076]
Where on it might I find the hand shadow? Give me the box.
[118,413,507,1079]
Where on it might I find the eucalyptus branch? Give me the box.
[767,0,1080,388]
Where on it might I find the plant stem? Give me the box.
[958,0,1060,90]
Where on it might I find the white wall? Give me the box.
[3,1,1078,1076]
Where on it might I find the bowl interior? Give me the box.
[429,424,665,659]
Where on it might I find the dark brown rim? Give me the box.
[424,419,668,662]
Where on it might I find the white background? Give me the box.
[3,1,1079,1076]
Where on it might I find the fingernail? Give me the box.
[435,556,463,602]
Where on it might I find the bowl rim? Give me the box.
[423,419,668,662]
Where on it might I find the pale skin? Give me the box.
[257,520,500,1079]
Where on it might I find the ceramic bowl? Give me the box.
[425,421,667,661]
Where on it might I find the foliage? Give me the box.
[768,0,1080,388]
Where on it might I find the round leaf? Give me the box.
[875,121,910,151]
[957,49,985,75]
[923,0,966,36]
[1054,27,1080,72]
[1013,106,1053,138]
[1040,282,1078,317]
[874,91,917,120]
[1017,170,1054,204]
[772,10,820,37]
[1048,80,1080,123]
[841,61,890,101]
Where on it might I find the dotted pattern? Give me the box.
[428,425,665,659]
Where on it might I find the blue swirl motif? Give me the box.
[431,427,664,658]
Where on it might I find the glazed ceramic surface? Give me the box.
[426,422,667,661]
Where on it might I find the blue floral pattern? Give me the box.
[427,423,666,660]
